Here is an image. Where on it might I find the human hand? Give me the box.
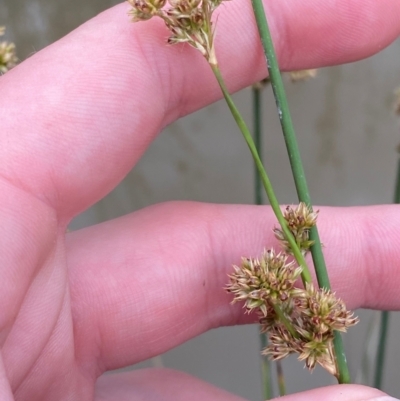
[1,1,400,400]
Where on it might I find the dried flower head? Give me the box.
[288,69,318,83]
[260,284,357,377]
[263,324,300,360]
[264,325,338,375]
[274,202,318,254]
[0,27,18,74]
[128,0,166,21]
[128,0,226,63]
[226,203,358,378]
[226,249,302,316]
[299,283,359,334]
[297,337,336,375]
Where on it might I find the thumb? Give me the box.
[279,385,397,401]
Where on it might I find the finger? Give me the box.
[95,369,390,401]
[95,369,246,401]
[1,1,399,218]
[277,385,389,401]
[67,202,400,371]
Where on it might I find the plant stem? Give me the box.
[374,311,389,389]
[248,0,350,383]
[253,85,273,400]
[253,85,264,206]
[373,154,400,388]
[249,0,329,288]
[276,360,286,396]
[210,62,312,285]
[259,330,273,399]
[357,312,379,384]
[272,303,298,339]
[211,63,303,338]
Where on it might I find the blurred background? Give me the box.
[1,0,400,398]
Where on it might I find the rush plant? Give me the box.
[127,0,358,390]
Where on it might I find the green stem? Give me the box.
[373,155,400,388]
[333,332,349,382]
[210,62,312,285]
[249,0,329,288]
[276,360,286,396]
[253,85,273,400]
[374,311,389,389]
[253,86,263,206]
[272,303,298,339]
[248,0,350,383]
[259,330,273,399]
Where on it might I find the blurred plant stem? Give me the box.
[373,152,400,389]
[253,84,264,206]
[276,360,286,396]
[210,63,312,284]
[374,311,389,389]
[253,84,274,400]
[259,330,273,399]
[357,312,378,385]
[249,0,350,383]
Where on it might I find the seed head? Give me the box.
[263,325,299,360]
[288,69,318,83]
[169,0,202,12]
[226,249,302,316]
[226,251,358,378]
[127,0,166,21]
[0,27,18,74]
[225,206,358,379]
[128,0,225,63]
[299,283,359,333]
[298,338,337,376]
[274,203,318,255]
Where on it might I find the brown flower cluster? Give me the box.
[226,203,358,377]
[128,0,226,63]
[0,27,18,74]
[288,69,318,83]
[274,202,318,255]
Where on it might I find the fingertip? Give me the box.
[279,384,390,401]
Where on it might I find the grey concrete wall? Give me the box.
[1,0,400,399]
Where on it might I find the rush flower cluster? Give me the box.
[0,27,18,74]
[128,0,226,63]
[273,202,318,256]
[226,203,358,378]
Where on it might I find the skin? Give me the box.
[0,0,400,399]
